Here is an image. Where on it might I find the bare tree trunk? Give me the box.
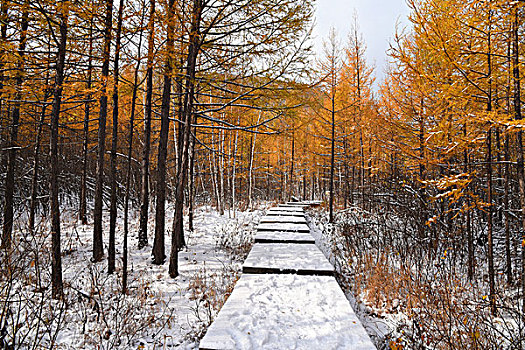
[248,113,261,209]
[464,123,474,280]
[486,15,496,315]
[29,44,52,233]
[329,90,336,223]
[50,0,68,298]
[169,0,203,278]
[93,0,113,262]
[138,0,155,250]
[28,95,49,233]
[188,132,196,232]
[79,17,94,225]
[153,0,176,265]
[289,129,295,200]
[108,0,125,274]
[504,134,512,284]
[512,4,525,312]
[123,3,146,293]
[231,121,239,216]
[218,129,225,214]
[1,3,28,250]
[0,0,8,152]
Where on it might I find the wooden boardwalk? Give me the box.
[199,202,376,350]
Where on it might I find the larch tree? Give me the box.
[93,0,113,262]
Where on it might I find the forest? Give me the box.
[0,0,524,348]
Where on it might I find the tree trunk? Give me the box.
[464,123,474,280]
[512,4,525,312]
[93,0,113,262]
[49,0,68,299]
[289,129,295,201]
[79,17,94,225]
[108,0,125,274]
[1,3,28,250]
[486,15,496,315]
[169,0,203,278]
[152,0,176,265]
[248,113,261,209]
[0,0,8,141]
[28,96,49,233]
[138,0,156,250]
[188,131,196,231]
[504,134,512,284]
[329,90,336,223]
[123,3,146,293]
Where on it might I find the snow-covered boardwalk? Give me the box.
[199,203,376,350]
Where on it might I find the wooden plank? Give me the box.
[242,243,334,276]
[257,222,310,233]
[269,206,304,212]
[286,200,323,206]
[265,210,304,217]
[254,231,315,244]
[199,274,376,350]
[259,215,306,224]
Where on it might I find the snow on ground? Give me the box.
[199,274,376,350]
[3,205,264,349]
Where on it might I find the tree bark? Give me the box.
[1,3,28,250]
[79,16,94,226]
[138,0,156,250]
[152,0,176,265]
[49,0,68,299]
[93,0,113,262]
[108,0,125,274]
[28,94,49,233]
[511,4,525,312]
[170,0,203,278]
[486,13,496,315]
[123,2,146,293]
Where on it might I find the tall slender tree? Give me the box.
[108,0,125,274]
[1,1,29,249]
[49,0,69,299]
[138,0,155,250]
[152,0,176,265]
[93,0,113,262]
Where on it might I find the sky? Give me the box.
[312,0,412,85]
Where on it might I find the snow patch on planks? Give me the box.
[265,210,304,217]
[259,215,306,224]
[198,274,376,350]
[256,222,310,233]
[254,230,315,244]
[242,243,334,276]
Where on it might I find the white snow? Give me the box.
[5,205,263,349]
[242,243,334,275]
[259,215,306,224]
[265,210,304,217]
[199,274,376,350]
[268,206,304,213]
[254,231,315,244]
[256,222,310,233]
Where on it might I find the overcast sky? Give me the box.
[312,0,412,84]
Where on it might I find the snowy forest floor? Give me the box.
[5,202,524,349]
[2,204,264,349]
